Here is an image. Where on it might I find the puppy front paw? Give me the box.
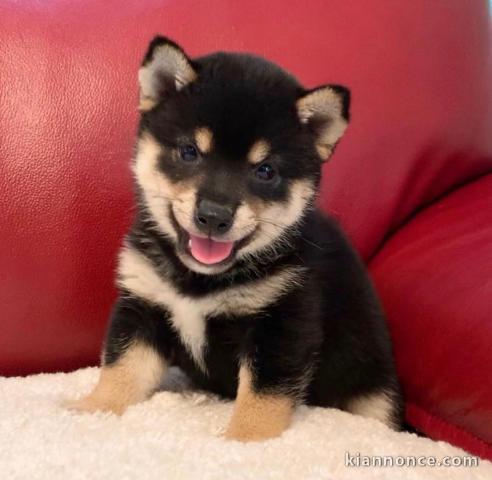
[224,420,285,442]
[224,366,294,442]
[62,394,127,416]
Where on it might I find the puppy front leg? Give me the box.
[65,295,168,415]
[66,342,166,415]
[225,311,320,442]
[225,365,294,442]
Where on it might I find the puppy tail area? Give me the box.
[345,389,404,431]
[402,422,426,437]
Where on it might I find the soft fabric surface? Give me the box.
[1,368,490,479]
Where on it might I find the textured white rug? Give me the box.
[1,367,490,480]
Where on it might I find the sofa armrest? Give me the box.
[369,173,492,460]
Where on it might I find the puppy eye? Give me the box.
[255,163,276,182]
[179,144,199,162]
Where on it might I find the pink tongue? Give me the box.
[189,234,234,265]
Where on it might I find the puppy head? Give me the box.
[134,36,350,275]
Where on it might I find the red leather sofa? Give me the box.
[1,0,491,460]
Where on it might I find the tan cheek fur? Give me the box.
[134,132,202,237]
[171,186,198,233]
[64,343,166,416]
[225,366,293,442]
[238,179,315,258]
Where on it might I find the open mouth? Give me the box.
[169,208,255,267]
[183,230,256,266]
[187,233,235,265]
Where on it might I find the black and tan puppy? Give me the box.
[67,37,403,441]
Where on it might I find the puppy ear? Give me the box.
[138,36,197,111]
[297,85,350,160]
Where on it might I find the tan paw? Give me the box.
[62,394,126,416]
[224,366,293,442]
[224,421,285,442]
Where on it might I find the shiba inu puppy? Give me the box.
[67,36,403,441]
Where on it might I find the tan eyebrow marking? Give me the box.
[247,139,271,165]
[194,127,214,154]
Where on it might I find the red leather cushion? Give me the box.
[1,1,491,376]
[370,174,492,460]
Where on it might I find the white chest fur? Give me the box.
[117,246,302,372]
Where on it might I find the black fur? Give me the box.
[104,36,404,429]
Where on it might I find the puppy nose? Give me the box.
[194,199,234,235]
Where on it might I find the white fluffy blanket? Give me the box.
[1,367,490,479]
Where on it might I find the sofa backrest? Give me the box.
[1,0,491,374]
